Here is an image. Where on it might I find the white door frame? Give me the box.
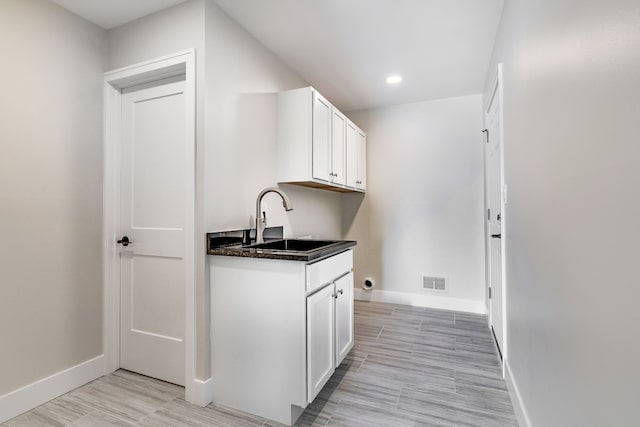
[485,63,507,367]
[102,49,196,401]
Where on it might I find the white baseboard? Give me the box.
[504,359,531,427]
[191,377,214,407]
[354,289,486,314]
[0,355,104,424]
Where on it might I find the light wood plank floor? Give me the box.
[4,301,516,426]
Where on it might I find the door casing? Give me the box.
[484,63,507,372]
[103,50,196,401]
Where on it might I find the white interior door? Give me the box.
[485,75,504,357]
[119,78,187,386]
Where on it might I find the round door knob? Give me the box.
[117,236,133,246]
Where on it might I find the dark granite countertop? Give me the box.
[207,240,356,262]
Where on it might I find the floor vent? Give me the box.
[422,275,447,292]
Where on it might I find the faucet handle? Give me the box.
[242,229,251,245]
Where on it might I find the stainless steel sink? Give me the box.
[244,239,343,252]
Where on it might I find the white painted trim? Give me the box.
[0,355,104,424]
[182,48,197,405]
[192,377,214,407]
[354,289,486,314]
[103,49,198,404]
[505,360,531,427]
[104,49,194,89]
[103,78,121,376]
[497,63,508,368]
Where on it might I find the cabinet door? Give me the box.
[307,283,335,402]
[356,130,367,190]
[312,92,332,182]
[331,109,346,186]
[334,272,354,365]
[345,121,358,188]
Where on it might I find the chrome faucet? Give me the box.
[255,187,293,243]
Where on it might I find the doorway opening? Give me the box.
[103,50,196,402]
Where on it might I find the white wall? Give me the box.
[107,0,208,379]
[107,0,343,380]
[345,95,486,313]
[0,0,106,395]
[202,1,342,238]
[484,0,640,425]
[201,0,342,378]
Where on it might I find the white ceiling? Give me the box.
[51,0,504,111]
[213,0,504,111]
[51,0,189,29]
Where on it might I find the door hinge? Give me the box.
[488,287,492,299]
[487,208,491,220]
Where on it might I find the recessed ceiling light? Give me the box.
[386,75,402,84]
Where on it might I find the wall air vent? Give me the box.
[422,275,447,292]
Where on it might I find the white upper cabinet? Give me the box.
[346,120,367,191]
[312,91,332,182]
[356,127,367,190]
[346,121,357,188]
[330,109,346,186]
[277,87,365,193]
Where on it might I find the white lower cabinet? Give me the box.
[306,271,354,403]
[209,250,354,426]
[306,283,335,401]
[334,273,354,363]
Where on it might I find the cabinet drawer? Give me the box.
[306,250,353,293]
